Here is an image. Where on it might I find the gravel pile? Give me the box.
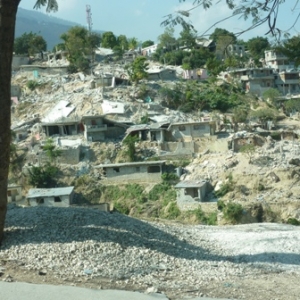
[1,205,300,291]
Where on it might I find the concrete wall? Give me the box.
[29,192,73,207]
[105,126,126,139]
[7,186,22,202]
[19,66,69,76]
[58,146,81,165]
[11,85,21,98]
[12,55,29,70]
[103,164,163,182]
[170,124,211,141]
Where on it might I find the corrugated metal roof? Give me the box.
[175,181,207,188]
[27,186,74,199]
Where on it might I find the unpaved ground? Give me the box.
[1,206,300,300]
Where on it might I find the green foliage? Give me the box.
[257,183,265,191]
[122,135,139,162]
[246,36,270,64]
[223,202,244,224]
[287,218,300,226]
[117,35,129,51]
[193,207,217,225]
[101,31,117,49]
[161,172,179,183]
[262,88,281,105]
[14,32,47,55]
[240,143,256,163]
[251,108,277,123]
[164,202,181,219]
[113,201,130,215]
[209,27,237,44]
[270,131,281,141]
[277,36,300,67]
[214,174,235,198]
[217,199,226,211]
[207,212,218,225]
[125,56,149,84]
[28,162,58,188]
[60,26,100,72]
[26,80,40,91]
[284,99,300,114]
[142,40,154,48]
[149,183,172,201]
[43,138,62,163]
[140,114,149,124]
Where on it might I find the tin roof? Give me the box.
[27,186,74,199]
[175,180,207,188]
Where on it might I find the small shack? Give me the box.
[96,161,166,182]
[175,180,208,204]
[27,186,74,207]
[7,185,22,202]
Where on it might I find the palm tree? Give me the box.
[0,0,58,244]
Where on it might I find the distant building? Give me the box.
[7,185,22,202]
[27,186,74,207]
[175,180,208,203]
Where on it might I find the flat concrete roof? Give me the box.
[27,187,74,199]
[175,180,207,189]
[95,161,166,169]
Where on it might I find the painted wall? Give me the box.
[29,193,73,207]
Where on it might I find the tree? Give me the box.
[209,28,236,44]
[127,37,138,50]
[162,1,298,39]
[125,56,149,84]
[178,27,197,49]
[101,31,117,49]
[240,144,256,164]
[123,135,139,162]
[0,0,58,244]
[14,32,47,55]
[60,26,100,72]
[142,40,154,48]
[158,27,177,51]
[117,35,129,50]
[277,35,300,67]
[246,36,270,64]
[262,88,281,106]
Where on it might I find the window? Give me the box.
[36,198,44,204]
[136,167,141,172]
[54,196,62,202]
[113,167,120,173]
[193,125,205,130]
[147,166,161,173]
[178,125,186,131]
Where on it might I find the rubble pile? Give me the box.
[2,205,300,295]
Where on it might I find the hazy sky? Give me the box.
[19,0,300,43]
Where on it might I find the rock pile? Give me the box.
[1,205,300,292]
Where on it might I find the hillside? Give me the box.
[15,7,100,50]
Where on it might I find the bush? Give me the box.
[164,202,181,219]
[257,183,265,191]
[207,212,217,225]
[217,200,226,211]
[114,200,130,215]
[161,172,179,182]
[26,80,39,91]
[223,202,243,224]
[287,218,300,226]
[149,183,173,201]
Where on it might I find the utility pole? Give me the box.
[86,5,93,34]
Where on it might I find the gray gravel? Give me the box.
[1,205,300,292]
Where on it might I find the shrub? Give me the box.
[114,200,130,215]
[223,202,243,224]
[287,218,300,226]
[257,183,265,191]
[217,199,226,211]
[149,183,172,201]
[193,206,207,223]
[207,212,217,225]
[164,202,181,219]
[161,172,179,182]
[26,80,39,91]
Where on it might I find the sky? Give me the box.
[19,0,300,43]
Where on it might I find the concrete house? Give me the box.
[167,121,215,141]
[227,67,275,96]
[96,161,166,182]
[82,115,128,142]
[275,71,300,96]
[42,118,80,137]
[175,180,208,204]
[147,67,177,81]
[264,50,295,72]
[7,185,22,202]
[27,186,75,207]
